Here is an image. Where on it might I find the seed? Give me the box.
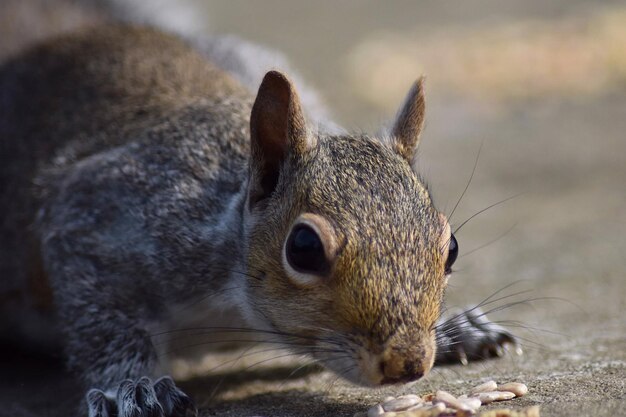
[434,390,472,412]
[398,394,423,402]
[406,400,443,413]
[497,382,528,397]
[427,403,446,413]
[470,380,498,394]
[405,402,445,416]
[432,402,446,412]
[401,412,425,417]
[367,404,385,417]
[460,397,482,411]
[382,396,421,411]
[361,379,531,417]
[406,404,426,411]
[474,391,516,404]
[403,407,442,417]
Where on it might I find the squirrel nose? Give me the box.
[379,356,425,384]
[379,346,433,385]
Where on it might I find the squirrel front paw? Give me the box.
[435,307,521,366]
[86,376,196,417]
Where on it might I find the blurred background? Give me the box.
[195,3,626,415]
[1,1,624,416]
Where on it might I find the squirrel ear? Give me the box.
[249,71,310,206]
[390,77,426,161]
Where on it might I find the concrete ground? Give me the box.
[1,1,625,416]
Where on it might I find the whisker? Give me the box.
[453,193,524,235]
[168,265,268,315]
[170,283,261,316]
[448,141,483,222]
[206,349,319,401]
[204,345,346,375]
[274,354,355,391]
[158,337,346,356]
[151,326,343,347]
[477,296,584,318]
[488,319,566,337]
[459,222,517,259]
[323,363,355,394]
[436,286,534,331]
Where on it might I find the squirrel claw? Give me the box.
[154,376,197,417]
[86,389,116,417]
[86,376,196,417]
[456,346,469,365]
[434,307,520,365]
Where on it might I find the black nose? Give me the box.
[379,357,426,385]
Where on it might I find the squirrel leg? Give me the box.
[64,303,196,417]
[86,377,195,417]
[45,253,196,417]
[434,307,521,366]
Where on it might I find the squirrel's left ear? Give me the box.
[249,71,314,207]
[390,77,426,162]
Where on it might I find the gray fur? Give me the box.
[0,25,254,398]
[0,17,519,417]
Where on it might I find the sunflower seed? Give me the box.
[367,404,385,417]
[474,390,516,404]
[470,380,498,395]
[497,382,528,397]
[460,396,482,411]
[434,390,472,411]
[382,396,421,412]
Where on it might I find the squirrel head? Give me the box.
[240,71,457,386]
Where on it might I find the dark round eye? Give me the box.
[286,224,329,275]
[445,234,458,274]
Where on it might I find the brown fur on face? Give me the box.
[241,72,448,385]
[246,133,448,385]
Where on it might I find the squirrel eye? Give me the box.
[445,234,458,274]
[285,224,328,275]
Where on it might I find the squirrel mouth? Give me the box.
[319,348,432,387]
[307,330,435,387]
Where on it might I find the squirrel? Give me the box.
[0,16,519,417]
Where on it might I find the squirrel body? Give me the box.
[0,23,517,417]
[0,25,253,344]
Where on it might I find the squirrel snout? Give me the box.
[378,342,434,385]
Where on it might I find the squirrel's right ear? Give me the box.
[390,77,426,162]
[249,71,312,207]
